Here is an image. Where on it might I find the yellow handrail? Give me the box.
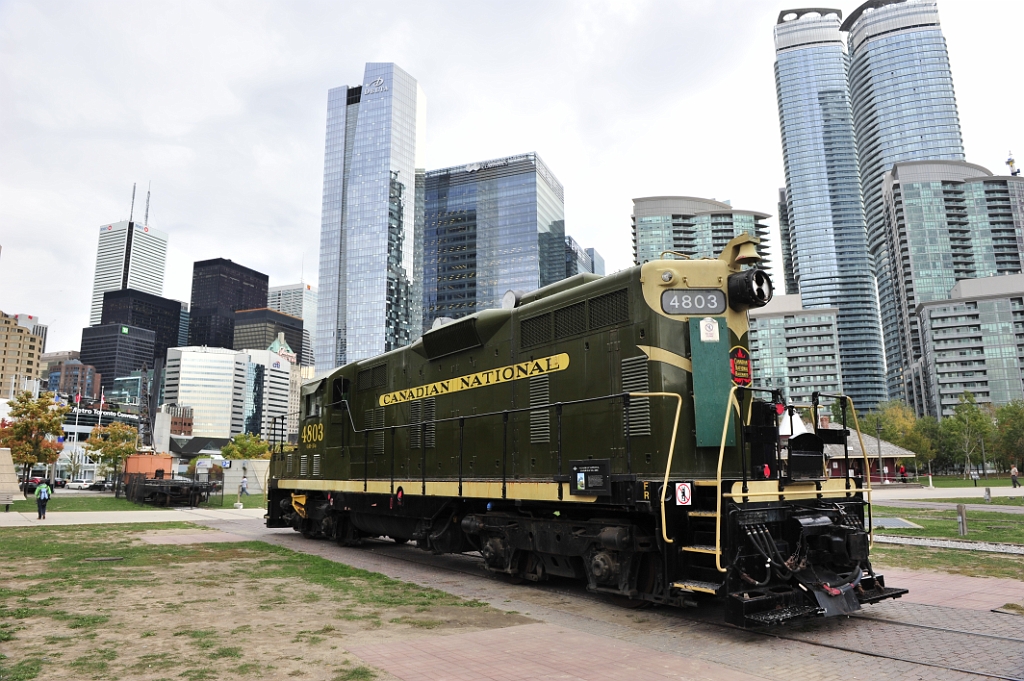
[714,385,743,572]
[845,396,874,546]
[632,392,683,545]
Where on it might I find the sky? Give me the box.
[1,0,1021,353]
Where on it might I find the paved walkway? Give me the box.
[872,484,1023,501]
[880,567,1024,611]
[874,499,1024,515]
[0,507,265,527]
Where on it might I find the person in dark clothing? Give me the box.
[34,481,52,519]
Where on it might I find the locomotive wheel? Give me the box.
[300,520,320,540]
[610,554,657,609]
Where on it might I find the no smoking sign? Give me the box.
[675,482,691,506]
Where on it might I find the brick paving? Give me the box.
[878,568,1024,611]
[195,517,1024,681]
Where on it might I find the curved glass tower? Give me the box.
[842,0,964,399]
[774,8,886,409]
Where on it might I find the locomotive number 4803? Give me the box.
[661,289,726,315]
[301,423,324,443]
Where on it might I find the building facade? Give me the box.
[163,347,248,438]
[79,324,155,393]
[232,308,304,367]
[565,236,594,278]
[316,63,426,372]
[0,311,46,397]
[420,153,566,331]
[47,359,100,399]
[774,8,886,410]
[101,288,183,368]
[843,0,965,397]
[267,283,317,368]
[882,162,1024,411]
[242,349,292,441]
[188,258,269,350]
[11,315,47,353]
[585,248,606,276]
[748,295,844,408]
[918,275,1024,417]
[631,196,770,266]
[89,221,168,326]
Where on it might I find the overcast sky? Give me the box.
[1,0,1021,353]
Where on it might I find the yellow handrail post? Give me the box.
[845,396,874,546]
[630,392,682,546]
[714,386,742,573]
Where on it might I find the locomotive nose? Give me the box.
[728,268,774,310]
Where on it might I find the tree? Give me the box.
[0,391,70,485]
[995,400,1024,472]
[85,422,138,491]
[219,433,271,460]
[940,392,993,478]
[909,416,939,475]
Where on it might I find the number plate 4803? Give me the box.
[660,289,726,315]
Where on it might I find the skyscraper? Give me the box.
[164,347,248,438]
[585,248,606,276]
[11,314,47,353]
[881,161,1024,409]
[419,153,566,330]
[842,0,965,397]
[565,236,596,278]
[316,63,426,373]
[89,221,168,326]
[774,8,886,410]
[631,197,770,266]
[232,308,304,366]
[188,259,269,350]
[79,324,156,393]
[268,283,317,368]
[101,289,183,369]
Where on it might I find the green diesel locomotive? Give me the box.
[266,234,905,626]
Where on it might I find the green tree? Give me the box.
[909,416,939,475]
[940,392,993,478]
[219,433,270,460]
[0,391,69,485]
[995,400,1024,472]
[85,421,138,491]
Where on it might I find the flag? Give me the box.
[100,391,105,409]
[75,392,81,404]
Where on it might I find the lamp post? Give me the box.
[875,418,884,483]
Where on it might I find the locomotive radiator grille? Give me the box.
[300,455,308,476]
[530,375,551,444]
[312,454,321,476]
[365,408,385,453]
[521,314,552,348]
[621,355,652,436]
[286,453,294,474]
[409,399,435,449]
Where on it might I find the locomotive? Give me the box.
[266,234,906,626]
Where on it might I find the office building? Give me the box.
[89,221,168,325]
[178,303,189,346]
[585,248,605,276]
[882,161,1024,409]
[242,349,292,440]
[153,404,194,454]
[268,283,317,368]
[101,288,183,368]
[774,8,887,410]
[918,275,1024,417]
[164,347,248,438]
[420,153,566,330]
[233,308,304,366]
[11,314,47,353]
[631,197,770,266]
[268,333,301,439]
[565,236,600,278]
[0,311,46,397]
[79,324,155,393]
[316,63,426,372]
[842,0,964,396]
[46,359,100,400]
[748,295,843,408]
[188,258,269,350]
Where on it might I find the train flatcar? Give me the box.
[266,234,906,626]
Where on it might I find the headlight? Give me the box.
[728,269,773,310]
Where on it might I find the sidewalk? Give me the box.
[0,506,266,528]
[871,483,1023,501]
[881,567,1023,611]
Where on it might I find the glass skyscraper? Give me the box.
[631,197,770,266]
[420,153,565,331]
[774,8,886,410]
[89,221,168,326]
[842,0,965,398]
[315,63,426,373]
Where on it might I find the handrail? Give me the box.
[714,386,743,573]
[634,391,682,545]
[845,396,874,546]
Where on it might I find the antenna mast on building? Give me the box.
[144,181,151,225]
[128,182,137,222]
[1008,151,1020,177]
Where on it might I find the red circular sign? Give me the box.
[730,346,752,387]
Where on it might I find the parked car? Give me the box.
[53,479,67,488]
[67,479,91,490]
[87,480,112,491]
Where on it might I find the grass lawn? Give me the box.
[8,495,167,513]
[870,543,1024,581]
[0,522,510,681]
[917,496,1024,507]
[873,504,1024,544]
[927,475,1015,488]
[203,492,266,509]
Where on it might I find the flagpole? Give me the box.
[97,389,105,428]
[73,390,82,479]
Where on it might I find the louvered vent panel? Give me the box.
[529,375,550,444]
[589,289,629,329]
[286,453,293,474]
[621,355,652,436]
[371,364,387,388]
[372,408,385,454]
[521,314,552,348]
[421,318,483,359]
[409,400,422,449]
[554,302,586,339]
[300,455,309,476]
[312,454,321,476]
[423,398,436,448]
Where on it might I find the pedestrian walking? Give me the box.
[35,481,52,519]
[240,476,250,496]
[899,464,907,483]
[1012,464,1020,489]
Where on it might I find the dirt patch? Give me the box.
[0,525,533,681]
[139,531,250,545]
